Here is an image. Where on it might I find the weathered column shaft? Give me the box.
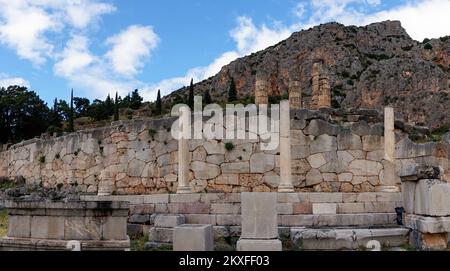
[378,106,400,193]
[177,106,192,194]
[289,80,302,109]
[255,73,269,105]
[278,100,294,193]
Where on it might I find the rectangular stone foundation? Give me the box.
[237,239,282,251]
[0,200,130,251]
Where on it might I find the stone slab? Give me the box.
[414,179,450,216]
[154,214,186,228]
[240,193,278,239]
[404,214,450,234]
[313,204,337,215]
[173,224,214,251]
[236,239,282,251]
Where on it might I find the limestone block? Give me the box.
[307,153,327,169]
[29,216,65,240]
[306,169,323,186]
[191,161,221,180]
[173,224,214,251]
[250,153,275,173]
[313,203,337,215]
[237,239,282,251]
[154,214,186,228]
[203,141,225,155]
[148,227,174,243]
[414,179,450,216]
[337,131,362,150]
[409,230,448,251]
[102,216,128,240]
[206,154,225,165]
[64,217,102,240]
[221,162,250,174]
[349,160,383,176]
[304,119,339,136]
[7,215,31,238]
[240,192,278,239]
[362,135,383,152]
[310,135,338,154]
[402,181,416,214]
[215,174,239,185]
[337,203,365,214]
[405,214,450,234]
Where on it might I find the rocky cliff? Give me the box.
[166,21,450,129]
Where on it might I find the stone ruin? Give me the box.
[0,66,449,250]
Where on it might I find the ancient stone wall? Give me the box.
[0,109,448,195]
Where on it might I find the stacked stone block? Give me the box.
[148,214,185,246]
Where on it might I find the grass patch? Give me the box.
[0,210,8,237]
[130,234,149,251]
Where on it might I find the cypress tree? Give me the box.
[69,89,74,132]
[188,78,194,109]
[203,89,212,105]
[114,91,119,121]
[228,77,237,102]
[155,89,162,115]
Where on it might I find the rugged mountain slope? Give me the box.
[166,21,449,129]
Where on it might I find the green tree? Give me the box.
[73,97,90,117]
[105,94,114,116]
[155,89,162,115]
[0,86,50,144]
[114,92,119,121]
[228,77,237,102]
[68,89,74,132]
[48,98,63,133]
[203,89,212,104]
[188,78,194,109]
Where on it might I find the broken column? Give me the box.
[310,63,331,109]
[278,100,294,193]
[378,107,400,193]
[177,106,192,194]
[289,80,302,109]
[401,166,450,250]
[255,72,269,105]
[237,193,282,251]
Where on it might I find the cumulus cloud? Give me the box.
[106,25,160,77]
[54,35,97,77]
[0,0,115,64]
[0,74,30,88]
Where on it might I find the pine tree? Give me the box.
[155,89,162,115]
[188,78,194,109]
[69,89,74,132]
[228,77,237,102]
[114,91,119,121]
[105,94,114,117]
[203,89,212,105]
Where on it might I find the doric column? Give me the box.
[378,106,400,193]
[255,72,269,105]
[278,100,294,193]
[177,106,192,194]
[289,80,302,109]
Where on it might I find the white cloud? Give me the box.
[360,0,450,41]
[0,74,30,88]
[54,35,96,77]
[106,25,160,77]
[0,0,115,64]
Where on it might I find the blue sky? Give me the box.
[0,0,449,104]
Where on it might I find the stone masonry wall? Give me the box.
[0,109,448,195]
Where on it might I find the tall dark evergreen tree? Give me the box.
[105,94,114,117]
[188,78,194,109]
[203,89,212,105]
[228,77,237,102]
[69,89,74,132]
[155,89,162,115]
[48,98,63,131]
[114,92,119,121]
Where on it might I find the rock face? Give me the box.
[166,21,449,129]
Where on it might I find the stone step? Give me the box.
[291,227,410,251]
[280,213,398,227]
